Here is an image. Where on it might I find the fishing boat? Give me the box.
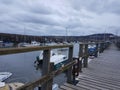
[0,72,12,82]
[34,51,68,70]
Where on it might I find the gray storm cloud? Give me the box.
[0,0,120,36]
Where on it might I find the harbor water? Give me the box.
[0,43,79,86]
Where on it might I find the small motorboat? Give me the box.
[34,51,68,70]
[0,72,12,82]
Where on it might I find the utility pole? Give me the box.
[104,28,107,42]
[115,30,119,43]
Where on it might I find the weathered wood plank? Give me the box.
[79,74,120,86]
[58,88,64,90]
[77,83,97,90]
[83,44,88,68]
[64,83,87,90]
[41,50,51,90]
[0,44,73,55]
[78,77,120,89]
[67,47,73,84]
[78,79,110,90]
[60,85,74,90]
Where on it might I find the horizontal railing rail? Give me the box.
[0,44,73,55]
[17,60,76,90]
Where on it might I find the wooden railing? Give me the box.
[0,42,109,90]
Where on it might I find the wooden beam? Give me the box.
[79,44,84,72]
[83,44,88,68]
[0,44,73,55]
[41,49,51,90]
[67,46,73,84]
[79,44,83,57]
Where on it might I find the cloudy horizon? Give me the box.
[0,0,120,36]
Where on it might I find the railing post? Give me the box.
[100,42,104,53]
[67,46,73,84]
[99,43,102,53]
[79,44,83,72]
[98,43,100,54]
[95,43,98,58]
[83,44,88,68]
[41,49,51,90]
[72,58,79,85]
[47,63,54,89]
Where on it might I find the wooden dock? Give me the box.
[0,42,113,90]
[59,44,120,90]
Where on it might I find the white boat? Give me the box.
[3,42,14,48]
[35,51,68,70]
[52,83,59,90]
[17,42,29,47]
[23,41,40,47]
[0,41,3,48]
[0,72,12,82]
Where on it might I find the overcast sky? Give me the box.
[0,0,120,36]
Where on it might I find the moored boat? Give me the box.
[0,72,12,82]
[23,41,40,47]
[34,51,68,70]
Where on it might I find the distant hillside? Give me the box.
[0,32,115,43]
[87,33,114,37]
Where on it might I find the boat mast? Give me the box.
[65,27,68,42]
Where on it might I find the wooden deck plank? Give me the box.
[79,74,120,86]
[64,83,87,90]
[76,83,97,90]
[58,88,64,90]
[78,81,109,90]
[80,72,120,83]
[78,78,117,90]
[59,85,75,90]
